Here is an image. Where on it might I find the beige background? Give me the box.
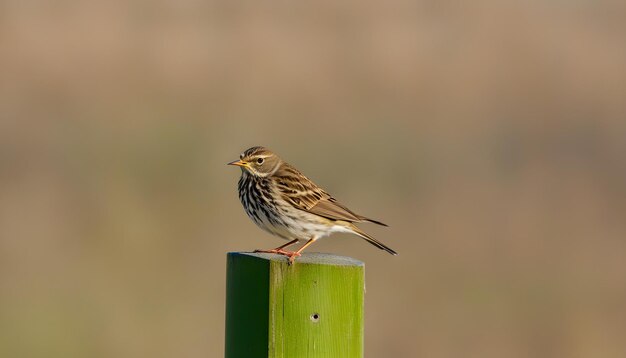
[1,1,625,357]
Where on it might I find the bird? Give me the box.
[228,146,397,264]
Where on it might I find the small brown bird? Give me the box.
[228,146,397,263]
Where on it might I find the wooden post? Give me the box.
[225,252,365,358]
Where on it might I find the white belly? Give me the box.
[250,199,350,241]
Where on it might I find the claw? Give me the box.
[287,252,301,265]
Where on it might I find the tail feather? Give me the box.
[350,225,397,255]
[358,216,389,227]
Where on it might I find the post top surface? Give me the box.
[228,252,364,267]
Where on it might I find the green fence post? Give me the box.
[225,252,365,358]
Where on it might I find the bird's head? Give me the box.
[228,146,281,177]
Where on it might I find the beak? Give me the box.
[227,159,248,168]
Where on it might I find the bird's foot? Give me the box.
[254,248,296,256]
[253,248,301,264]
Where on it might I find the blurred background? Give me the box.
[1,1,625,357]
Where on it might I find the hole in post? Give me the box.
[310,313,320,323]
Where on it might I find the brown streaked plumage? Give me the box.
[228,146,397,263]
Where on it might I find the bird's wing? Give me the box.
[274,164,369,223]
[306,196,364,223]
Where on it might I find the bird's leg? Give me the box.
[287,237,317,264]
[254,239,299,256]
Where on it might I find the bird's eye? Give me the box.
[256,158,264,164]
